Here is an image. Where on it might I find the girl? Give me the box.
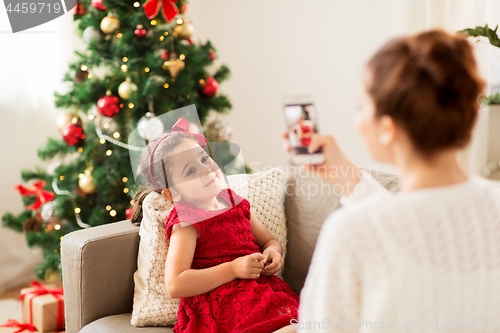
[132,118,299,333]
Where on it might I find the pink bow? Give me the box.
[148,118,208,190]
[170,118,207,148]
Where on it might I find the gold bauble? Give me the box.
[56,113,82,131]
[100,14,120,34]
[203,116,232,142]
[79,168,96,194]
[118,78,138,99]
[173,20,194,40]
[163,59,185,78]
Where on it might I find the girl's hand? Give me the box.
[231,252,265,280]
[261,248,283,275]
[282,132,362,196]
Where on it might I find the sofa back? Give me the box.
[282,167,399,295]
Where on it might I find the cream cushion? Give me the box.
[131,167,288,327]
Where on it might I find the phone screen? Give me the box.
[284,103,322,155]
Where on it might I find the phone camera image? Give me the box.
[284,103,319,154]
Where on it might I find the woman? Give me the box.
[286,29,500,332]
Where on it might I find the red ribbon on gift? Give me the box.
[15,180,56,211]
[0,319,36,333]
[143,0,178,22]
[19,281,64,332]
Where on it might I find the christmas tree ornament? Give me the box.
[75,67,89,83]
[23,217,42,233]
[209,49,216,61]
[173,19,194,40]
[137,112,164,140]
[203,116,232,142]
[200,76,218,97]
[40,201,57,222]
[178,3,187,13]
[79,167,96,194]
[14,180,56,211]
[160,49,169,60]
[134,24,147,37]
[142,0,179,23]
[100,13,120,34]
[125,207,132,220]
[55,113,82,131]
[91,0,106,10]
[97,92,120,117]
[163,58,185,78]
[61,123,85,146]
[74,0,86,15]
[83,26,103,43]
[118,78,138,99]
[97,115,118,133]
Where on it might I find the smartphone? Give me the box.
[282,95,325,165]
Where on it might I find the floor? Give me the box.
[0,281,65,333]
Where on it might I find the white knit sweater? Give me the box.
[297,171,500,332]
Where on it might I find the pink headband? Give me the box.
[148,118,208,191]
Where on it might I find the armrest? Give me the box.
[61,220,140,333]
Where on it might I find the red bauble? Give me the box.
[126,207,132,220]
[209,50,216,61]
[135,25,147,38]
[200,77,218,97]
[160,49,169,60]
[179,3,187,13]
[97,95,120,117]
[61,123,85,146]
[91,0,106,10]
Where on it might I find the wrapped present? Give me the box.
[19,281,64,332]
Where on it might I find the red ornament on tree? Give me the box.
[135,25,147,37]
[61,123,85,146]
[209,49,216,61]
[126,207,132,220]
[91,0,106,10]
[200,77,218,97]
[97,94,120,117]
[160,49,169,60]
[179,3,187,13]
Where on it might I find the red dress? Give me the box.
[165,188,300,333]
[300,124,311,146]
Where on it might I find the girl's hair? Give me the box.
[366,29,486,159]
[130,131,198,226]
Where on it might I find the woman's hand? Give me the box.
[261,248,283,275]
[282,132,363,196]
[231,252,265,280]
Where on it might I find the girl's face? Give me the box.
[167,139,225,206]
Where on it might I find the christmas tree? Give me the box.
[1,0,240,280]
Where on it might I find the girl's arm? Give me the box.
[248,210,284,275]
[164,222,235,298]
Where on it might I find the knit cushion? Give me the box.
[131,167,288,327]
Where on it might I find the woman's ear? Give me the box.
[161,188,182,202]
[377,115,396,145]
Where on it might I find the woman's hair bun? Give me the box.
[366,29,486,158]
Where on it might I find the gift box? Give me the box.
[20,282,64,332]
